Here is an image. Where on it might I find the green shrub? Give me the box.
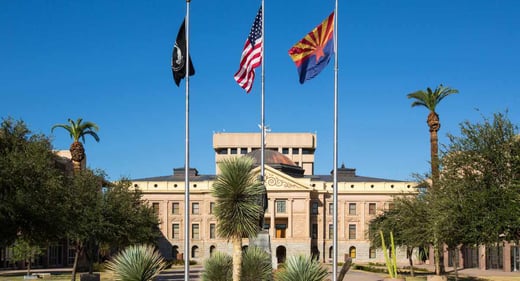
[274,255,328,281]
[105,244,166,281]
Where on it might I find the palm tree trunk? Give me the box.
[232,238,242,281]
[430,127,440,188]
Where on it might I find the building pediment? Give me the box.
[254,165,311,191]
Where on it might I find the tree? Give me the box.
[212,157,265,281]
[51,118,100,173]
[407,84,458,275]
[9,237,43,276]
[0,117,68,246]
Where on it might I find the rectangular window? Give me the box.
[349,224,356,240]
[369,203,376,215]
[172,202,180,215]
[192,224,199,239]
[230,148,237,154]
[302,148,314,155]
[210,223,216,239]
[329,224,334,239]
[329,203,334,215]
[388,202,395,210]
[369,247,376,259]
[209,202,215,214]
[216,148,227,155]
[240,148,248,154]
[311,223,318,239]
[276,200,286,213]
[282,148,289,154]
[311,201,318,215]
[292,148,299,154]
[275,224,286,238]
[152,202,159,215]
[349,203,356,215]
[192,202,199,215]
[172,223,180,239]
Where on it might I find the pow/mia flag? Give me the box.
[172,19,195,87]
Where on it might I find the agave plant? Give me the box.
[201,252,232,281]
[274,255,328,281]
[241,246,272,281]
[105,244,166,281]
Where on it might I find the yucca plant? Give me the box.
[201,252,232,281]
[380,230,399,279]
[105,244,166,281]
[274,255,328,281]
[241,246,272,281]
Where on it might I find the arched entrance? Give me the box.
[210,245,216,256]
[172,245,179,261]
[276,246,286,264]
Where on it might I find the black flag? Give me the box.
[172,19,195,87]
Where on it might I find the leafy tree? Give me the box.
[274,255,328,281]
[9,237,43,276]
[105,244,166,281]
[407,84,458,275]
[0,117,68,246]
[212,157,265,281]
[51,118,99,173]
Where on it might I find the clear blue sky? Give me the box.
[1,0,519,181]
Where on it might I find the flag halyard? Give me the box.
[234,6,263,93]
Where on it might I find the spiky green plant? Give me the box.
[201,252,233,281]
[380,230,398,279]
[105,244,166,281]
[274,255,328,281]
[241,246,272,281]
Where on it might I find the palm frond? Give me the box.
[105,244,165,281]
[241,246,272,281]
[275,255,328,281]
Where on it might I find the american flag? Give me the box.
[234,6,262,93]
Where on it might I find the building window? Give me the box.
[368,203,376,215]
[349,224,356,239]
[349,203,356,215]
[302,148,314,154]
[191,246,199,258]
[209,202,215,214]
[329,203,334,215]
[329,224,333,240]
[192,202,200,215]
[275,224,287,238]
[329,246,333,259]
[292,148,299,154]
[369,247,376,259]
[230,148,237,154]
[216,148,227,154]
[172,202,180,214]
[349,246,357,258]
[276,200,287,213]
[240,148,248,154]
[388,202,395,210]
[210,223,216,239]
[282,148,289,154]
[192,224,200,239]
[311,224,318,239]
[311,201,318,215]
[172,223,180,239]
[152,202,159,215]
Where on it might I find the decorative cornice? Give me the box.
[265,174,298,189]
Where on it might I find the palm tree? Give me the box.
[407,84,458,188]
[407,84,458,276]
[51,118,100,173]
[212,156,265,281]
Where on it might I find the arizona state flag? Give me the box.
[288,12,334,84]
[172,19,195,87]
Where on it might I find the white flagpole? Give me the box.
[260,0,265,183]
[184,0,191,280]
[332,0,339,280]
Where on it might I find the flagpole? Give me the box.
[260,0,265,183]
[184,1,191,280]
[332,0,339,280]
